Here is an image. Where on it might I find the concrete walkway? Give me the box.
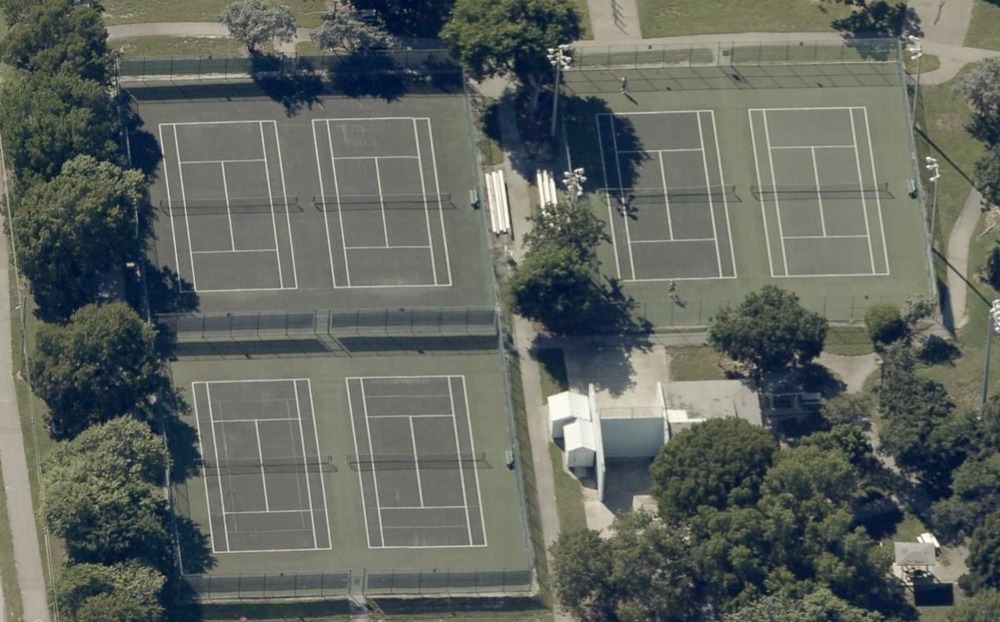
[0,137,50,622]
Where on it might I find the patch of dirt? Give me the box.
[935,112,966,133]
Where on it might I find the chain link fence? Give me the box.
[183,568,533,601]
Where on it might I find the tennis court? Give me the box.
[599,110,736,281]
[346,375,485,548]
[192,378,331,553]
[138,84,490,313]
[748,107,890,277]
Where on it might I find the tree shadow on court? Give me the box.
[251,72,325,117]
[174,514,215,575]
[118,94,164,180]
[143,260,199,315]
[833,1,922,58]
[327,52,408,101]
[562,95,648,194]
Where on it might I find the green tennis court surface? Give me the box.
[563,60,932,327]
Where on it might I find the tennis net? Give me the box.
[601,185,736,204]
[347,452,486,471]
[199,455,335,474]
[750,182,890,201]
[160,196,300,214]
[312,193,454,210]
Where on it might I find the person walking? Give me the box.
[620,76,628,95]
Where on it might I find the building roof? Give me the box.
[548,391,591,424]
[564,419,597,453]
[894,542,936,567]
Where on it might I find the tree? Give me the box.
[983,245,1000,291]
[550,528,613,620]
[13,156,144,318]
[349,0,455,38]
[311,9,393,53]
[863,302,906,348]
[819,393,873,428]
[976,146,1000,207]
[441,0,581,111]
[650,418,777,522]
[550,511,701,621]
[55,561,165,622]
[966,509,1000,592]
[219,0,296,53]
[948,589,1000,621]
[1,0,109,82]
[31,302,168,438]
[761,445,860,517]
[932,453,1000,540]
[723,588,884,622]
[507,201,611,333]
[0,71,116,185]
[952,58,1000,144]
[708,286,827,376]
[803,424,880,480]
[43,418,171,566]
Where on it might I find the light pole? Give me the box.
[906,35,923,125]
[547,44,572,138]
[982,299,1000,415]
[925,156,941,248]
[562,167,586,205]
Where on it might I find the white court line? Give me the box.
[849,109,878,274]
[657,152,674,240]
[607,115,637,279]
[224,509,312,515]
[191,384,217,553]
[191,249,278,255]
[181,158,266,164]
[596,115,623,280]
[425,119,453,286]
[459,377,488,546]
[408,416,425,507]
[345,379,374,550]
[219,162,236,250]
[785,234,869,240]
[273,121,298,289]
[773,271,887,278]
[332,155,419,161]
[769,144,854,150]
[380,506,469,510]
[253,421,270,512]
[373,158,390,246]
[862,108,891,275]
[448,379,474,545]
[710,110,738,278]
[630,238,718,244]
[204,384,232,552]
[345,245,432,251]
[359,379,386,547]
[259,121,285,289]
[811,147,827,237]
[173,124,199,290]
[158,125,185,293]
[169,119,277,126]
[761,111,790,276]
[311,120,338,288]
[748,111,776,277]
[305,379,332,548]
[326,120,353,286]
[292,379,319,549]
[413,118,438,285]
[192,286,296,293]
[364,413,455,419]
[206,415,300,424]
[617,147,703,154]
[696,111,724,278]
[201,378,310,386]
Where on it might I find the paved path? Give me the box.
[0,136,50,622]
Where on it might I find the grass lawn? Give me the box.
[666,346,726,381]
[965,0,1000,51]
[637,0,851,38]
[905,53,942,75]
[102,0,327,27]
[549,443,588,534]
[825,326,874,356]
[113,36,245,59]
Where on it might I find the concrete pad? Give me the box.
[564,343,669,404]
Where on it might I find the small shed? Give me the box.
[563,419,597,469]
[548,391,591,439]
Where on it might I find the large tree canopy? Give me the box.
[350,0,454,38]
[708,286,827,375]
[952,57,1000,144]
[1,0,109,82]
[508,201,611,333]
[550,511,700,622]
[947,589,1000,621]
[650,418,777,522]
[722,588,885,622]
[219,0,296,53]
[966,510,1000,593]
[13,155,144,319]
[311,9,393,53]
[31,302,167,439]
[43,418,171,566]
[54,561,165,622]
[0,71,116,184]
[441,0,581,84]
